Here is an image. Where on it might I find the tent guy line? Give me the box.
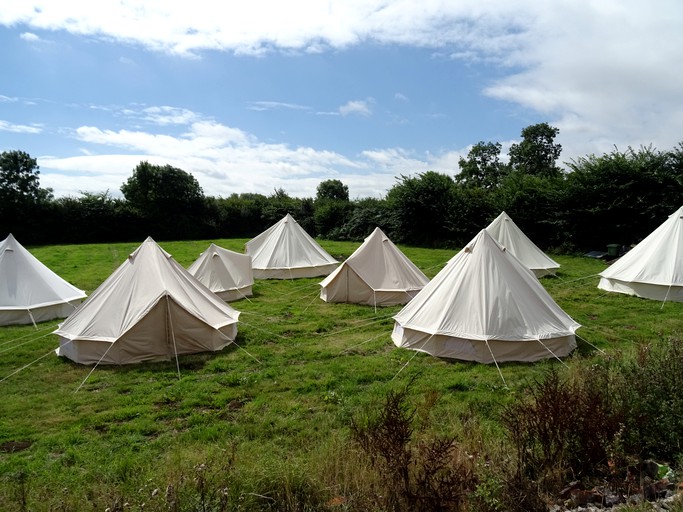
[391,335,434,381]
[0,331,55,356]
[74,342,116,393]
[338,332,387,355]
[0,346,56,385]
[0,322,58,349]
[575,334,607,355]
[319,313,396,337]
[239,320,289,341]
[484,340,508,388]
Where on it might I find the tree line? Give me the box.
[1,122,682,252]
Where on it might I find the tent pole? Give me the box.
[26,309,37,329]
[484,340,508,388]
[661,283,674,309]
[166,296,181,380]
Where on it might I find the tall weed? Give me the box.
[350,386,479,511]
[612,336,683,460]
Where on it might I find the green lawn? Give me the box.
[1,238,681,510]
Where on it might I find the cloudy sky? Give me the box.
[1,1,682,199]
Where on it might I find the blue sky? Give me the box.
[1,1,682,199]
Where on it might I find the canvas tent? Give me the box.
[246,214,338,279]
[320,227,429,307]
[392,229,579,364]
[485,211,560,277]
[55,237,240,365]
[0,233,86,326]
[598,205,683,302]
[188,243,254,301]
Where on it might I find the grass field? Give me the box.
[1,238,682,511]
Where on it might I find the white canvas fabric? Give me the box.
[320,227,429,306]
[392,230,579,363]
[246,214,338,279]
[598,206,683,302]
[188,243,254,301]
[0,234,86,326]
[485,211,560,277]
[55,237,240,365]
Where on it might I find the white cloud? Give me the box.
[0,120,42,134]
[19,32,40,42]
[479,2,683,160]
[39,109,381,198]
[0,1,525,57]
[139,106,199,126]
[247,101,310,112]
[5,1,683,197]
[339,99,372,117]
[36,103,467,199]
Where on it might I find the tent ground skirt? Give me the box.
[392,324,576,364]
[598,277,683,302]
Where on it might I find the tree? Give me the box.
[314,179,352,238]
[456,141,507,189]
[121,161,204,214]
[337,197,392,241]
[386,171,457,247]
[563,145,682,250]
[508,123,563,178]
[494,171,566,250]
[0,150,53,205]
[0,150,54,243]
[316,179,349,201]
[121,161,206,239]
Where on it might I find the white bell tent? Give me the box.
[485,211,560,278]
[320,227,429,307]
[392,230,579,364]
[0,234,86,326]
[55,237,240,365]
[246,214,338,279]
[188,243,254,301]
[598,205,683,302]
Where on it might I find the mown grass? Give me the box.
[1,239,682,510]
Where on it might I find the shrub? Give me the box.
[350,386,479,511]
[612,336,683,461]
[500,363,624,501]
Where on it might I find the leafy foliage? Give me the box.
[4,130,683,251]
[351,386,479,511]
[612,337,683,459]
[0,150,53,206]
[565,145,683,249]
[121,161,205,214]
[386,171,458,247]
[457,141,508,189]
[508,123,563,178]
[316,179,349,201]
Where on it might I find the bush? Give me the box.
[351,386,479,511]
[612,337,683,460]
